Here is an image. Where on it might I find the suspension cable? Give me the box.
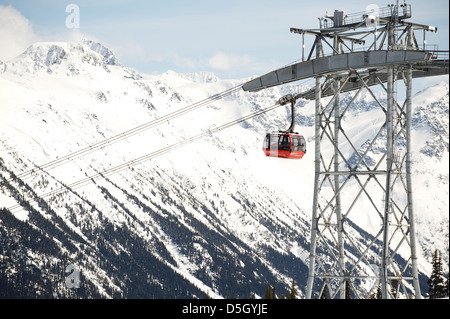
[7,101,282,213]
[3,62,314,186]
[3,83,244,185]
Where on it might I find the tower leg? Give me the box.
[405,63,422,299]
[381,64,394,299]
[306,75,322,299]
[334,79,345,299]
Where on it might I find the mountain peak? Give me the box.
[6,39,121,76]
[80,39,121,66]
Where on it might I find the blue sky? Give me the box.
[1,0,449,84]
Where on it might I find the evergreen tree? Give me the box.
[320,283,329,299]
[272,281,277,299]
[376,284,383,299]
[264,281,278,299]
[391,278,399,299]
[345,280,351,299]
[370,284,382,299]
[265,284,273,299]
[446,273,449,297]
[376,285,382,299]
[428,249,446,298]
[288,279,297,299]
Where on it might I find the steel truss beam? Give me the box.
[302,6,440,298]
[242,3,448,299]
[301,4,446,299]
[305,63,421,299]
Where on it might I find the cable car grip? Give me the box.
[277,94,297,133]
[278,94,296,105]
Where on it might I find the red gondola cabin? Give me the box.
[263,133,306,159]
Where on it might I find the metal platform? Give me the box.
[243,51,447,94]
[301,57,449,100]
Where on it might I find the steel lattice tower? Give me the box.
[243,2,448,299]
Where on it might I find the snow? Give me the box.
[0,39,448,298]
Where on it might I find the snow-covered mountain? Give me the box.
[0,39,448,298]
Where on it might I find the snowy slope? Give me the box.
[0,39,448,298]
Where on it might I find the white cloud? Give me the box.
[0,5,97,62]
[207,51,279,78]
[0,5,39,61]
[208,52,254,70]
[172,53,203,70]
